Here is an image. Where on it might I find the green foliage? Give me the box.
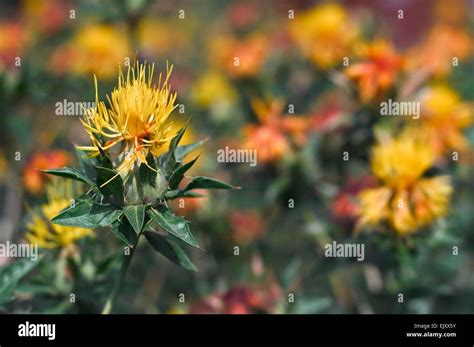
[144,231,197,272]
[42,167,95,188]
[52,199,123,228]
[149,206,198,247]
[111,218,138,247]
[44,128,235,272]
[95,166,124,205]
[184,176,236,191]
[123,205,146,235]
[0,256,43,306]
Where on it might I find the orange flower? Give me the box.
[23,150,70,194]
[243,98,308,163]
[406,25,472,77]
[212,34,269,78]
[415,84,473,155]
[345,40,403,103]
[0,22,28,71]
[22,0,70,35]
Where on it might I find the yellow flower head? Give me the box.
[289,3,359,69]
[417,84,473,154]
[49,24,130,78]
[25,180,93,249]
[191,71,237,109]
[371,129,434,189]
[358,130,452,235]
[78,61,177,175]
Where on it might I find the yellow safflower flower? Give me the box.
[191,71,237,108]
[77,61,177,175]
[49,24,130,78]
[289,3,359,69]
[25,181,93,249]
[357,130,452,235]
[417,84,473,155]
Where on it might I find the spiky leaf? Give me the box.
[123,205,146,235]
[75,148,97,180]
[169,126,187,155]
[149,207,198,247]
[185,176,236,191]
[164,190,205,200]
[52,199,122,228]
[175,139,206,161]
[111,218,138,246]
[138,153,157,186]
[42,167,95,188]
[144,231,197,271]
[169,155,200,190]
[96,166,124,205]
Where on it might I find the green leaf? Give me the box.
[144,231,197,271]
[96,166,124,204]
[169,155,200,190]
[42,167,95,188]
[175,139,206,161]
[123,205,146,235]
[75,148,96,180]
[0,256,43,306]
[185,176,236,191]
[52,199,122,228]
[161,125,189,177]
[138,154,157,186]
[111,219,138,246]
[164,190,205,200]
[160,151,177,178]
[96,145,113,169]
[149,207,198,247]
[169,125,187,154]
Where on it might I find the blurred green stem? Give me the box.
[102,243,137,314]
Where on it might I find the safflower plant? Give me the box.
[42,61,236,313]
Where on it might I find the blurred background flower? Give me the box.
[25,180,93,250]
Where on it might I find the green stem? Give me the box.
[102,244,137,314]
